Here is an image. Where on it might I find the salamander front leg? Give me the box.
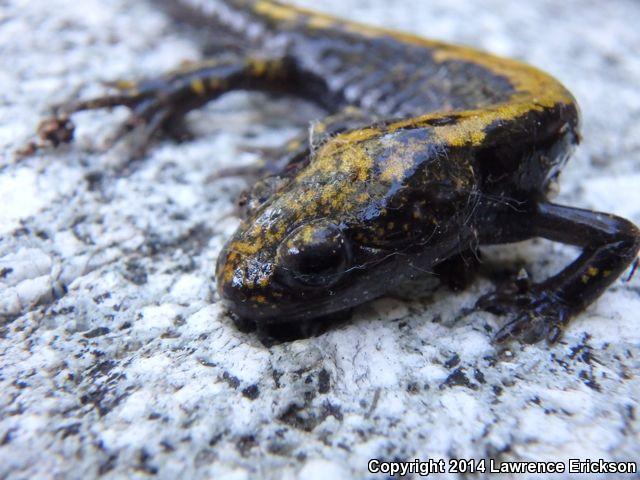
[477,202,640,344]
[212,106,375,179]
[37,57,291,158]
[218,107,377,217]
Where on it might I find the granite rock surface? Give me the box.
[1,0,639,478]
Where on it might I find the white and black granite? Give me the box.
[1,0,639,478]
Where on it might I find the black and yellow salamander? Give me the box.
[39,0,640,343]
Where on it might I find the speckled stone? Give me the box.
[1,0,639,478]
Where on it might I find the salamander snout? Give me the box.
[215,219,353,322]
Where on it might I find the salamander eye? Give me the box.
[276,220,351,288]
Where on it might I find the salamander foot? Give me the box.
[40,77,188,158]
[477,284,570,344]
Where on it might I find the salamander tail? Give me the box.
[153,0,291,54]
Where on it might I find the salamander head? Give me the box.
[215,126,476,324]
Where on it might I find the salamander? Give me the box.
[39,0,640,343]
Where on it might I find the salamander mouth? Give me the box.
[218,289,344,324]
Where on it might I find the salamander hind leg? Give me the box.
[476,202,640,344]
[36,57,291,158]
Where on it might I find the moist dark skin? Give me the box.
[40,0,640,344]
